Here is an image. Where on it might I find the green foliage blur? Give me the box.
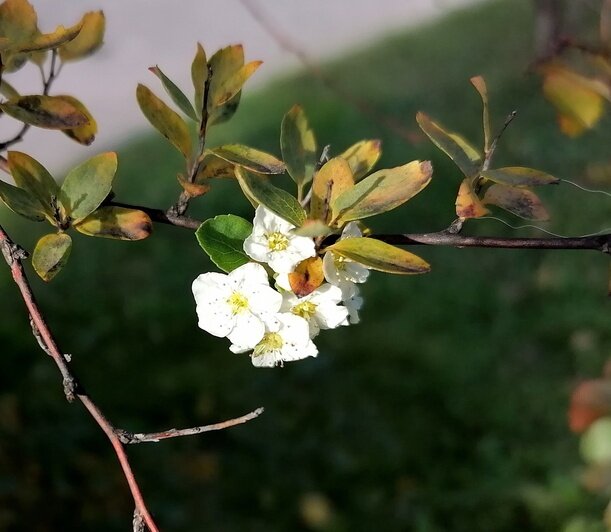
[1,0,610,530]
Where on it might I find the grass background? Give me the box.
[1,0,610,530]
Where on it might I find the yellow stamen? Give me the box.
[292,300,317,320]
[267,232,289,251]
[227,292,249,314]
[253,332,283,356]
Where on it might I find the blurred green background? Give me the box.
[1,0,610,530]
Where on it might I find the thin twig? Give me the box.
[117,407,265,444]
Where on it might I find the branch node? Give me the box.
[63,376,77,403]
[133,508,146,532]
[446,218,464,235]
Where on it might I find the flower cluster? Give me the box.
[192,206,369,367]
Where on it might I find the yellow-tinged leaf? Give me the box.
[177,174,210,197]
[32,232,72,281]
[136,84,192,159]
[483,183,549,220]
[470,75,491,152]
[332,160,433,224]
[195,153,235,181]
[191,43,208,114]
[328,237,430,275]
[207,45,245,125]
[57,95,97,145]
[210,144,285,174]
[13,22,81,54]
[416,112,481,178]
[0,0,37,71]
[339,139,382,181]
[8,150,58,218]
[0,95,89,129]
[0,178,46,221]
[74,206,152,240]
[214,61,261,107]
[455,178,489,219]
[540,64,609,137]
[292,219,333,238]
[59,11,105,61]
[59,152,117,224]
[311,157,354,222]
[281,104,317,188]
[289,257,324,297]
[0,79,19,100]
[480,167,559,187]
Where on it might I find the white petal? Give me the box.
[192,272,231,300]
[227,312,265,348]
[289,234,316,258]
[268,251,301,274]
[281,337,318,361]
[243,237,269,263]
[322,251,341,285]
[280,291,299,313]
[195,303,234,337]
[341,222,363,239]
[247,284,283,315]
[315,303,349,330]
[309,283,343,305]
[230,343,251,354]
[251,350,282,367]
[345,261,369,283]
[229,262,269,285]
[275,273,292,292]
[277,313,311,344]
[255,205,295,232]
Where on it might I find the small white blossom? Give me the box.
[244,205,315,274]
[339,281,363,324]
[323,222,369,285]
[231,313,318,367]
[192,262,282,349]
[280,283,349,338]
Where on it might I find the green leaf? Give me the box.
[0,179,45,221]
[416,111,481,178]
[195,153,235,182]
[56,95,97,145]
[455,177,489,219]
[58,10,105,61]
[59,152,117,224]
[136,84,192,159]
[207,45,244,125]
[0,95,89,129]
[332,160,433,224]
[12,22,81,54]
[483,183,549,220]
[281,104,317,188]
[208,91,241,126]
[339,139,382,181]
[235,168,306,227]
[0,79,19,100]
[74,206,152,240]
[7,151,58,217]
[580,418,611,465]
[149,65,198,121]
[32,232,72,281]
[191,42,208,116]
[311,157,354,222]
[481,167,559,187]
[195,214,253,273]
[210,145,285,174]
[327,237,430,275]
[470,76,491,153]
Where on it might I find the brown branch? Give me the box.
[116,407,264,444]
[0,222,263,530]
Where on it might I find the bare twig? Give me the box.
[117,407,265,444]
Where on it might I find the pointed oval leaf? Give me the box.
[311,157,354,222]
[178,173,210,198]
[211,145,285,174]
[191,43,208,115]
[195,153,235,181]
[483,183,549,220]
[416,112,481,177]
[281,104,317,187]
[0,0,37,71]
[74,206,152,240]
[207,45,244,124]
[328,237,430,275]
[289,257,324,296]
[339,139,382,181]
[59,152,117,223]
[0,95,89,129]
[58,11,105,61]
[235,168,305,227]
[208,90,241,126]
[470,75,491,153]
[56,95,97,145]
[136,84,192,159]
[32,232,72,281]
[0,179,45,221]
[0,79,19,100]
[8,151,58,217]
[213,61,261,107]
[332,160,433,224]
[481,167,559,187]
[195,214,253,273]
[455,178,489,219]
[149,65,198,121]
[13,23,81,54]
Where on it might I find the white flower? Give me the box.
[244,205,315,274]
[192,262,282,349]
[323,222,369,285]
[231,313,318,367]
[280,283,349,338]
[339,281,363,325]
